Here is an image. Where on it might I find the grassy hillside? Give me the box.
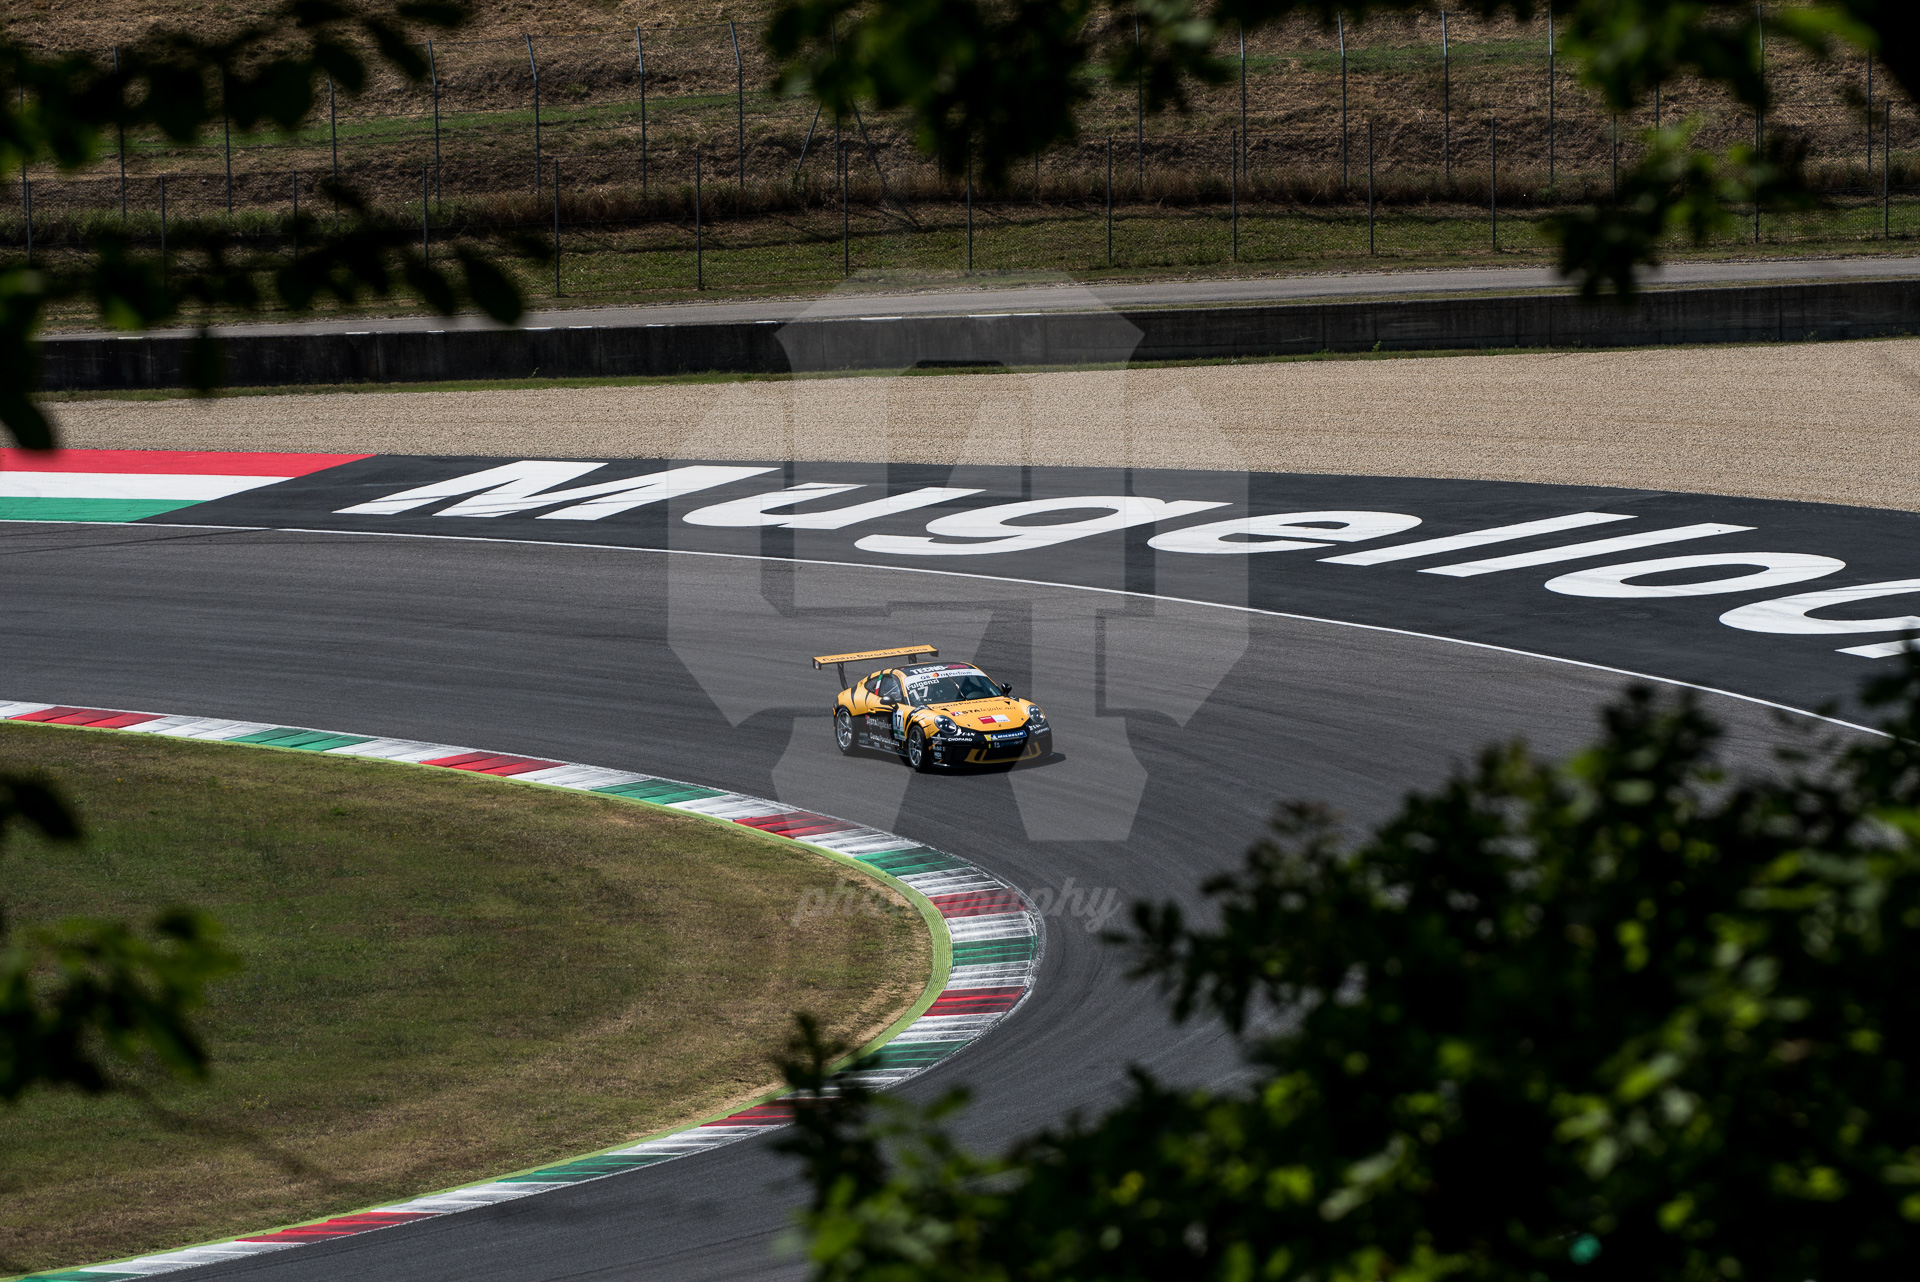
[0,0,768,51]
[5,2,1911,314]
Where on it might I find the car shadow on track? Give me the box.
[842,747,1068,774]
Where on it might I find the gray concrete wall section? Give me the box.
[38,278,1920,390]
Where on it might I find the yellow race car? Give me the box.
[813,644,1052,771]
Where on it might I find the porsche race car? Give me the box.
[813,644,1052,771]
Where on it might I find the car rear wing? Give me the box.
[812,643,939,687]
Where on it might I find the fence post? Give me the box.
[965,153,973,271]
[1231,128,1239,261]
[730,21,745,191]
[1105,134,1121,264]
[1490,117,1498,249]
[114,47,127,219]
[328,77,339,185]
[1547,3,1555,187]
[1754,2,1763,244]
[424,163,431,263]
[840,140,849,277]
[1367,118,1375,255]
[636,29,648,191]
[794,105,822,184]
[222,70,233,214]
[427,39,442,207]
[1239,24,1248,175]
[1885,103,1892,238]
[1441,11,1450,187]
[847,102,901,216]
[1134,14,1144,192]
[553,159,561,295]
[695,149,704,290]
[527,34,542,195]
[1339,14,1349,187]
[1867,57,1874,175]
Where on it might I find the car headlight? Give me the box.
[1024,705,1047,729]
[935,715,962,736]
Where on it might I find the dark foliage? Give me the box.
[782,660,1920,1280]
[1,772,239,1102]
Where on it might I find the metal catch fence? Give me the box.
[7,10,1916,295]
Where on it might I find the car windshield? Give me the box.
[908,673,1001,706]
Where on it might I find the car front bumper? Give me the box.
[928,726,1051,767]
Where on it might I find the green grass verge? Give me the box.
[0,720,930,1279]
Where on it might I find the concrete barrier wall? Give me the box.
[38,278,1920,391]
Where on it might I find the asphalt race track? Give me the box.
[11,457,1920,1280]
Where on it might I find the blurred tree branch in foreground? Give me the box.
[770,0,1920,296]
[782,656,1920,1281]
[0,0,533,450]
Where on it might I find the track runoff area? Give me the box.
[9,447,1920,1280]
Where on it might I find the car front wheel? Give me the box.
[835,708,855,754]
[906,725,934,772]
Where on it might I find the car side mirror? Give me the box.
[1001,684,1014,698]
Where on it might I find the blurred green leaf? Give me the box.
[0,775,80,845]
[402,256,458,315]
[181,328,227,396]
[459,248,526,325]
[0,909,241,1101]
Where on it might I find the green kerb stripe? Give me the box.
[592,780,723,803]
[0,496,202,523]
[228,728,374,752]
[294,735,374,752]
[952,937,1037,965]
[861,847,965,875]
[500,1153,673,1183]
[855,1040,967,1069]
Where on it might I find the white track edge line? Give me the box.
[243,523,1891,739]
